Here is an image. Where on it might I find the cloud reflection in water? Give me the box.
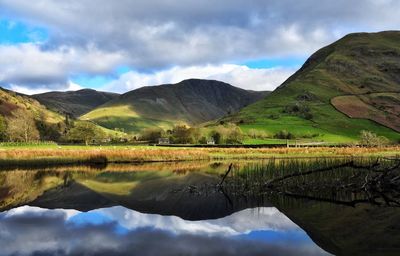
[0,206,330,256]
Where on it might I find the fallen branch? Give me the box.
[266,161,380,186]
[218,163,233,187]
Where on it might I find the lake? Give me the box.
[0,158,399,255]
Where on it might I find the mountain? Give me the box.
[81,79,269,133]
[225,31,400,142]
[0,87,63,124]
[33,89,119,117]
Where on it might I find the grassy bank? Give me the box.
[0,145,399,167]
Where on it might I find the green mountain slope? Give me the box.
[0,87,63,124]
[225,31,400,143]
[0,87,124,141]
[33,89,119,117]
[81,79,269,133]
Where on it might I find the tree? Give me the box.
[0,115,7,141]
[67,122,105,145]
[140,127,165,143]
[36,113,63,141]
[209,123,244,144]
[171,125,193,144]
[225,123,244,144]
[359,130,389,147]
[6,109,40,142]
[210,130,222,144]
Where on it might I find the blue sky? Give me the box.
[0,0,399,94]
[0,19,48,44]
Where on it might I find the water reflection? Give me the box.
[1,159,399,255]
[0,206,329,256]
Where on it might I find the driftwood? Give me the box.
[218,163,233,187]
[265,160,380,186]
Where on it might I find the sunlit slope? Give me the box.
[81,105,175,133]
[0,87,63,124]
[0,87,124,138]
[81,79,268,133]
[226,31,400,142]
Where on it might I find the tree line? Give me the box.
[0,109,107,145]
[139,123,244,144]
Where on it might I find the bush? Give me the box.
[274,130,295,139]
[283,102,313,120]
[248,129,270,139]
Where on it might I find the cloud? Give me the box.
[0,43,125,91]
[99,206,301,236]
[0,206,330,256]
[8,80,82,95]
[1,0,400,91]
[102,64,296,93]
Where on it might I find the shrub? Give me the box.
[274,130,295,139]
[283,102,313,120]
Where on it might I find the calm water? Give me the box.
[0,160,399,255]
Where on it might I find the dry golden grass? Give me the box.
[0,146,399,167]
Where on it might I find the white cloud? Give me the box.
[1,0,400,91]
[9,80,82,95]
[102,64,296,93]
[99,206,301,236]
[4,205,79,220]
[0,43,125,88]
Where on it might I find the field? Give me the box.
[237,99,400,143]
[331,93,400,132]
[0,144,399,167]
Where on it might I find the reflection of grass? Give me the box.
[79,180,137,196]
[0,171,63,210]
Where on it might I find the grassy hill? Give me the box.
[0,87,64,124]
[81,79,269,133]
[33,89,119,117]
[0,87,124,141]
[224,31,400,143]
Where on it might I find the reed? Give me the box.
[0,146,398,167]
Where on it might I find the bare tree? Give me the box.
[6,109,40,142]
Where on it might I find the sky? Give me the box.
[0,0,399,94]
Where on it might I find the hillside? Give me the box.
[0,87,124,141]
[0,87,63,124]
[81,79,269,133]
[33,89,119,117]
[225,31,400,143]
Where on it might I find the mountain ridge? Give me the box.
[81,79,269,133]
[33,89,119,117]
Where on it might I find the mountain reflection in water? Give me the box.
[0,206,329,256]
[0,159,399,255]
